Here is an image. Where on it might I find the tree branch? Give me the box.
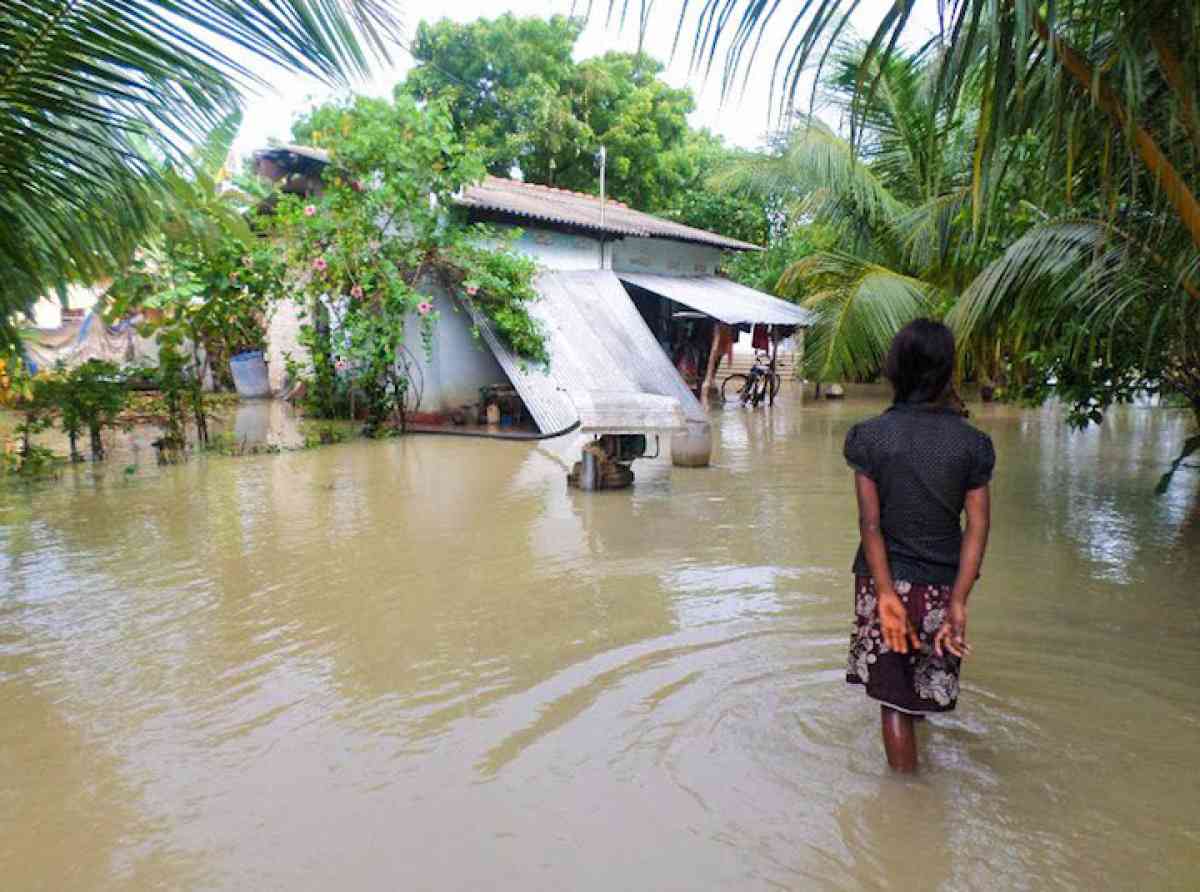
[1032,14,1200,278]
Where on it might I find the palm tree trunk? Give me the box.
[1148,25,1200,154]
[1032,15,1200,271]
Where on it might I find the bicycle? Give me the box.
[721,351,781,407]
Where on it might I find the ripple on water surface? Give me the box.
[1,391,1198,890]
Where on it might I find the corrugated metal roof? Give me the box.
[470,270,689,436]
[258,144,331,163]
[558,271,707,424]
[254,145,758,251]
[618,273,816,326]
[459,177,759,252]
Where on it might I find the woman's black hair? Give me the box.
[884,319,956,404]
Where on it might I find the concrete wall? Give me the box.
[263,288,507,413]
[499,225,725,277]
[263,226,728,405]
[610,237,722,276]
[413,287,508,414]
[265,297,305,394]
[503,225,604,270]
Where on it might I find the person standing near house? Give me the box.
[842,319,994,772]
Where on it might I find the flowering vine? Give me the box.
[273,94,545,434]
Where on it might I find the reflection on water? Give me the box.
[1,387,1198,890]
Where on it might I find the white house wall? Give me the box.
[264,288,507,413]
[610,237,722,276]
[262,225,728,406]
[414,287,508,414]
[503,226,604,270]
[265,297,305,395]
[495,225,724,277]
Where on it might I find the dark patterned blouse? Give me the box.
[844,403,995,586]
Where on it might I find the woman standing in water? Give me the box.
[843,319,994,772]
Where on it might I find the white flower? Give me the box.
[856,592,877,618]
[914,658,959,706]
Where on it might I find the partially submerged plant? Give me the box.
[0,354,60,478]
[51,360,129,462]
[152,331,208,463]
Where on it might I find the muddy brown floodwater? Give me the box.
[2,387,1198,890]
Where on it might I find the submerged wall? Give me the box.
[263,288,507,416]
[262,226,728,416]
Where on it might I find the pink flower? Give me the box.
[465,283,479,297]
[417,301,433,316]
[350,284,365,300]
[335,359,348,372]
[304,204,317,217]
[351,180,365,193]
[313,257,327,272]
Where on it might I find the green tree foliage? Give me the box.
[0,1,401,350]
[657,130,771,245]
[50,361,129,462]
[0,355,57,476]
[723,225,837,295]
[106,122,284,394]
[648,1,1200,404]
[401,16,587,179]
[279,93,544,434]
[401,15,700,214]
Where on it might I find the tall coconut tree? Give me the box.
[0,1,402,348]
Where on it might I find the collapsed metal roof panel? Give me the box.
[617,273,816,326]
[459,177,760,252]
[558,271,708,425]
[467,307,579,437]
[470,270,689,436]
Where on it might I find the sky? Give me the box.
[230,0,943,163]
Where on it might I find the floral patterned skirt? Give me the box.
[846,575,961,714]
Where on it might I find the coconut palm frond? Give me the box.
[948,220,1194,359]
[0,1,402,345]
[629,1,1200,252]
[897,188,973,278]
[780,251,932,382]
[710,117,909,232]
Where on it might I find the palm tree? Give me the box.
[0,1,402,348]
[714,46,976,383]
[632,1,1200,251]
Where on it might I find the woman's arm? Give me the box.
[935,484,991,658]
[854,472,920,654]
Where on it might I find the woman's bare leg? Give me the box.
[881,705,918,772]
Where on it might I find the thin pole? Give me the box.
[598,145,607,228]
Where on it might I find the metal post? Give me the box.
[580,446,598,491]
[598,145,607,229]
